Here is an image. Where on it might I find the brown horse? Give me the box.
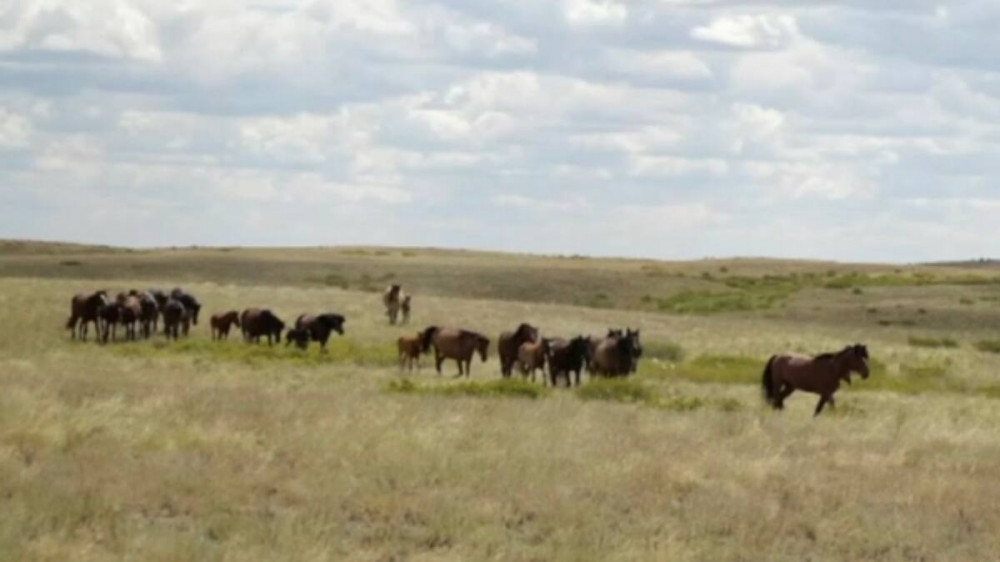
[137,291,159,339]
[241,308,285,345]
[98,300,122,344]
[66,290,109,341]
[397,332,423,371]
[400,294,412,324]
[161,299,188,341]
[590,332,638,378]
[383,284,402,325]
[285,328,310,350]
[762,344,870,417]
[171,288,201,326]
[210,311,241,340]
[294,313,346,351]
[517,339,549,382]
[117,293,142,341]
[498,323,539,377]
[421,326,490,377]
[546,336,591,387]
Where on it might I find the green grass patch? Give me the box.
[576,379,658,405]
[907,336,959,349]
[647,355,763,385]
[386,379,547,400]
[975,340,1000,354]
[642,340,685,363]
[109,337,397,367]
[653,290,789,314]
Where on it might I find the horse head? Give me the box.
[850,344,870,379]
[420,326,438,352]
[322,314,346,335]
[477,336,490,362]
[516,323,539,343]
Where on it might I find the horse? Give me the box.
[400,294,412,324]
[210,311,241,341]
[117,292,142,341]
[546,336,591,387]
[294,313,346,351]
[66,290,109,341]
[626,328,643,373]
[285,328,310,350]
[517,339,549,383]
[170,288,201,326]
[161,299,188,341]
[498,323,539,378]
[591,332,638,378]
[397,332,423,371]
[98,299,123,344]
[421,327,490,377]
[241,308,285,345]
[137,291,159,339]
[383,284,402,325]
[762,344,870,417]
[587,329,623,374]
[148,289,169,332]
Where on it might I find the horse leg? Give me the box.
[814,395,830,417]
[775,385,794,410]
[435,352,443,375]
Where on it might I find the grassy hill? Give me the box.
[2,241,1000,560]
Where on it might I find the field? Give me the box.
[3,241,1000,561]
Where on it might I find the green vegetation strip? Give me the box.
[907,336,959,349]
[386,379,548,399]
[109,338,398,367]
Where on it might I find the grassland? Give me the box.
[3,242,1000,560]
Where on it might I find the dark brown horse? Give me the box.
[383,284,402,325]
[171,288,201,326]
[285,328,310,350]
[137,291,159,339]
[517,339,549,382]
[161,299,188,341]
[546,336,591,387]
[241,308,285,345]
[66,290,109,341]
[421,326,490,377]
[98,300,122,344]
[590,332,638,378]
[397,332,423,371]
[294,313,346,351]
[498,323,539,377]
[210,311,241,340]
[762,344,870,417]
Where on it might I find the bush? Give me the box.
[386,379,547,400]
[907,336,959,349]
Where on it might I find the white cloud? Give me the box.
[0,108,33,149]
[691,14,800,49]
[564,0,628,27]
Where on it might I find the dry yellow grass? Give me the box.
[2,245,1000,560]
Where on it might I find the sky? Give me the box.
[1,1,999,262]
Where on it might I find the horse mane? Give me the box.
[420,326,439,352]
[514,323,535,340]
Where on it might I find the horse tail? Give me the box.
[420,326,438,352]
[761,355,779,408]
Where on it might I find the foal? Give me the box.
[210,311,241,340]
[397,332,423,371]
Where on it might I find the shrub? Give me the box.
[907,336,959,349]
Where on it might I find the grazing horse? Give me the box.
[762,344,870,417]
[421,327,490,377]
[161,299,188,341]
[383,284,402,325]
[517,339,550,382]
[66,290,109,341]
[137,291,159,339]
[397,332,423,371]
[547,336,591,387]
[117,293,142,341]
[400,294,412,324]
[285,328,310,350]
[241,308,285,345]
[591,332,638,378]
[294,313,346,351]
[210,311,241,340]
[171,288,202,326]
[498,323,539,378]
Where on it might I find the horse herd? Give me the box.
[65,288,345,351]
[65,284,874,415]
[396,324,642,387]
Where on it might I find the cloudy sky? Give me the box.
[1,1,998,262]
